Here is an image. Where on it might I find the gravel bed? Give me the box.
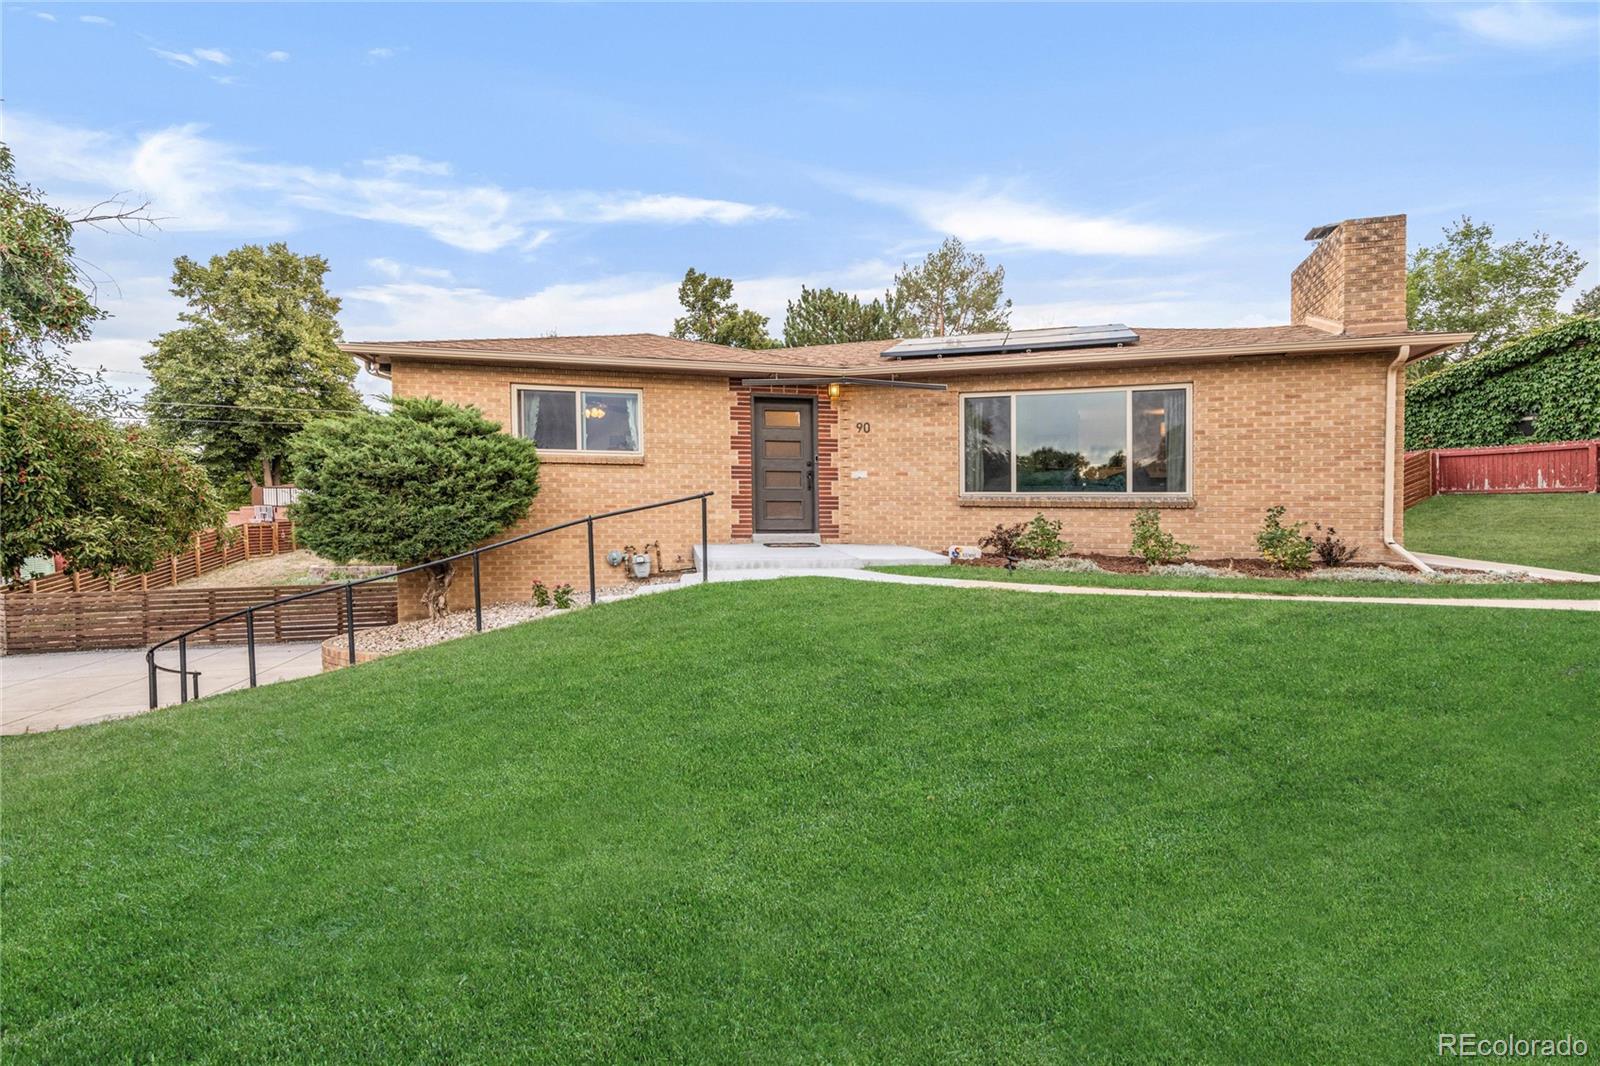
[353,580,671,656]
[1016,557,1104,574]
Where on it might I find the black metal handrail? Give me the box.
[146,491,714,709]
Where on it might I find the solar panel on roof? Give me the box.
[880,324,1139,359]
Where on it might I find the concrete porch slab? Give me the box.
[693,543,949,572]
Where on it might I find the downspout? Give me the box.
[1383,345,1434,574]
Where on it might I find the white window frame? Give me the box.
[958,382,1193,496]
[510,384,645,455]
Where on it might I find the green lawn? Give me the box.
[4,580,1597,1062]
[870,564,1600,599]
[1405,492,1600,574]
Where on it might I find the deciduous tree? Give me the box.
[1407,216,1588,368]
[1,387,222,579]
[1570,285,1600,319]
[891,237,1011,337]
[1,144,120,409]
[289,399,541,618]
[669,268,774,349]
[1,141,222,580]
[143,243,362,493]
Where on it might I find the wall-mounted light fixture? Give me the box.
[827,381,842,401]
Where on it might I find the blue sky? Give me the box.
[6,1,1597,401]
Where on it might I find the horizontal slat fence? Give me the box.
[5,522,295,595]
[1403,450,1434,508]
[1,583,396,654]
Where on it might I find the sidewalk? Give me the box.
[684,566,1600,611]
[1410,552,1600,583]
[1,643,324,735]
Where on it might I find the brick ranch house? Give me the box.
[343,214,1468,619]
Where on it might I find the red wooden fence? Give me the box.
[1405,440,1599,507]
[5,521,296,596]
[0,582,397,654]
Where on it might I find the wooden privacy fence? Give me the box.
[1,583,396,654]
[1403,450,1435,508]
[1404,440,1599,507]
[5,521,295,595]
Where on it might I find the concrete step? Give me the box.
[692,543,951,572]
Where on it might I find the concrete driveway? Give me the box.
[1,642,324,735]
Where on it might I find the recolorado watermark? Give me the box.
[1439,1033,1589,1058]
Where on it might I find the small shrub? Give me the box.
[1307,523,1358,567]
[1129,508,1192,565]
[1016,513,1071,560]
[531,580,550,607]
[979,521,1028,569]
[552,583,576,609]
[1256,506,1313,570]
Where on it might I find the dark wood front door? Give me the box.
[752,398,816,533]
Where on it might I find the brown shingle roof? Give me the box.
[343,324,1467,374]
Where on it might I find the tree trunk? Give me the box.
[422,562,455,619]
[261,453,276,487]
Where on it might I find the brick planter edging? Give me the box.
[320,636,393,672]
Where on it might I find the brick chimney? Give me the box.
[1290,214,1407,336]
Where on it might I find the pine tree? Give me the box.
[782,286,905,347]
[892,237,1011,337]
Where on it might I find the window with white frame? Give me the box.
[962,386,1190,494]
[514,387,642,453]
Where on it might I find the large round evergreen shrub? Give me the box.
[290,398,540,617]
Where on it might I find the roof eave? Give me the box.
[340,331,1475,379]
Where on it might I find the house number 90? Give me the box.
[855,421,871,433]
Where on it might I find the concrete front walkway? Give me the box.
[1,642,324,735]
[683,565,1600,611]
[1411,552,1600,583]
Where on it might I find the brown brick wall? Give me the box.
[729,383,841,540]
[831,351,1409,564]
[388,345,1408,617]
[1291,225,1345,325]
[1341,215,1407,336]
[1291,214,1407,336]
[388,362,738,620]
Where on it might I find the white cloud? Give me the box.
[59,270,183,390]
[842,178,1211,256]
[342,276,685,340]
[265,50,291,62]
[1357,2,1597,68]
[35,11,56,21]
[1352,37,1457,70]
[78,14,111,24]
[342,260,897,342]
[366,154,453,178]
[151,48,199,67]
[367,46,398,60]
[586,193,787,225]
[365,257,455,282]
[152,46,235,69]
[1452,1,1598,48]
[7,114,790,251]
